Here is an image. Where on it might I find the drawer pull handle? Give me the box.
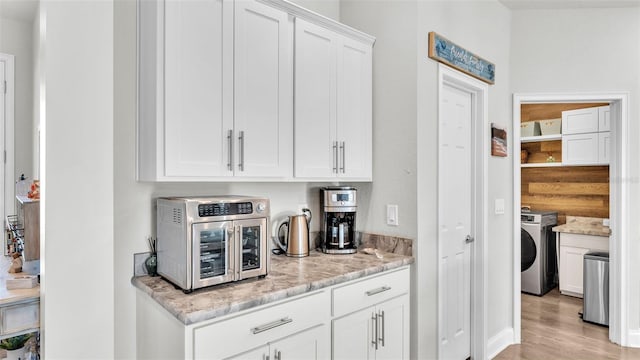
[251,317,292,334]
[366,286,391,296]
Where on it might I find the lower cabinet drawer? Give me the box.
[1,301,39,335]
[193,290,330,359]
[332,267,410,317]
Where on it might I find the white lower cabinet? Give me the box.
[332,267,410,360]
[136,266,411,359]
[557,232,609,298]
[227,325,327,360]
[333,295,409,360]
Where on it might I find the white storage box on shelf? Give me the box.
[521,121,541,137]
[539,118,562,136]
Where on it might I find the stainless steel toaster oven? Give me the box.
[156,196,270,292]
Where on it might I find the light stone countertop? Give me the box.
[132,250,414,325]
[552,216,611,237]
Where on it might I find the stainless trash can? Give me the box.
[583,252,609,326]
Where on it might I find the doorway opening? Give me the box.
[437,64,488,360]
[512,93,629,347]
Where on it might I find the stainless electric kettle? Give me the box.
[274,208,312,257]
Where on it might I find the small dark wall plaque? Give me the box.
[428,32,495,85]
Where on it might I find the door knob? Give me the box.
[465,235,474,243]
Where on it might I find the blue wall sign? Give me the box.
[428,32,495,85]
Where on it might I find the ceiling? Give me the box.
[500,0,640,9]
[0,0,38,22]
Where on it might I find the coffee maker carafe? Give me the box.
[321,187,357,254]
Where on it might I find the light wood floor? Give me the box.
[494,288,640,360]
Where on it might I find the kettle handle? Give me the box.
[302,208,312,226]
[273,221,289,252]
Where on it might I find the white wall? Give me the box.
[42,1,115,358]
[0,15,34,197]
[510,5,640,337]
[341,1,512,358]
[31,4,41,180]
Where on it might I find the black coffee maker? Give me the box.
[321,187,357,254]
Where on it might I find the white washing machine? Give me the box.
[521,210,558,296]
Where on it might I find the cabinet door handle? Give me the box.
[340,141,345,173]
[333,141,338,174]
[238,131,245,171]
[371,312,378,350]
[274,350,282,360]
[227,129,234,171]
[379,310,385,346]
[366,286,391,296]
[251,317,293,334]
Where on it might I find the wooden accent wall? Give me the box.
[521,166,609,225]
[521,103,608,122]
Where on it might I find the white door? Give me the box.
[293,18,337,179]
[439,83,472,360]
[337,35,372,179]
[235,0,291,177]
[164,0,233,177]
[0,60,5,227]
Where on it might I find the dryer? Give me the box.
[521,210,558,296]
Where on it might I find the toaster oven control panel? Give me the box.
[198,202,253,217]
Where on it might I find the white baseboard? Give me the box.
[627,329,640,348]
[487,327,515,359]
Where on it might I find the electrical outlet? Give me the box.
[387,204,399,226]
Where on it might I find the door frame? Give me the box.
[512,92,629,346]
[0,53,15,229]
[437,64,489,360]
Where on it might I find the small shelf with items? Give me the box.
[4,215,24,255]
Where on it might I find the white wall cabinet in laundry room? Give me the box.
[561,106,610,166]
[138,0,292,181]
[293,18,374,181]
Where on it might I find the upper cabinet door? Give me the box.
[294,18,338,179]
[598,106,611,132]
[234,0,292,178]
[164,0,233,177]
[561,107,599,135]
[337,36,372,180]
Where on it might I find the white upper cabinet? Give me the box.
[337,37,373,179]
[138,0,374,181]
[294,18,373,180]
[561,105,610,165]
[598,106,611,132]
[561,107,599,135]
[234,0,292,178]
[294,19,338,179]
[138,0,291,181]
[138,0,233,180]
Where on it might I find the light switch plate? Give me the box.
[495,199,505,215]
[387,204,399,226]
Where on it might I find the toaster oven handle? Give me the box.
[251,317,293,334]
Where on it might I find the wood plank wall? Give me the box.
[521,166,609,224]
[520,103,610,225]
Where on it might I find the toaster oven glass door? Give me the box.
[235,218,268,280]
[192,221,235,288]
